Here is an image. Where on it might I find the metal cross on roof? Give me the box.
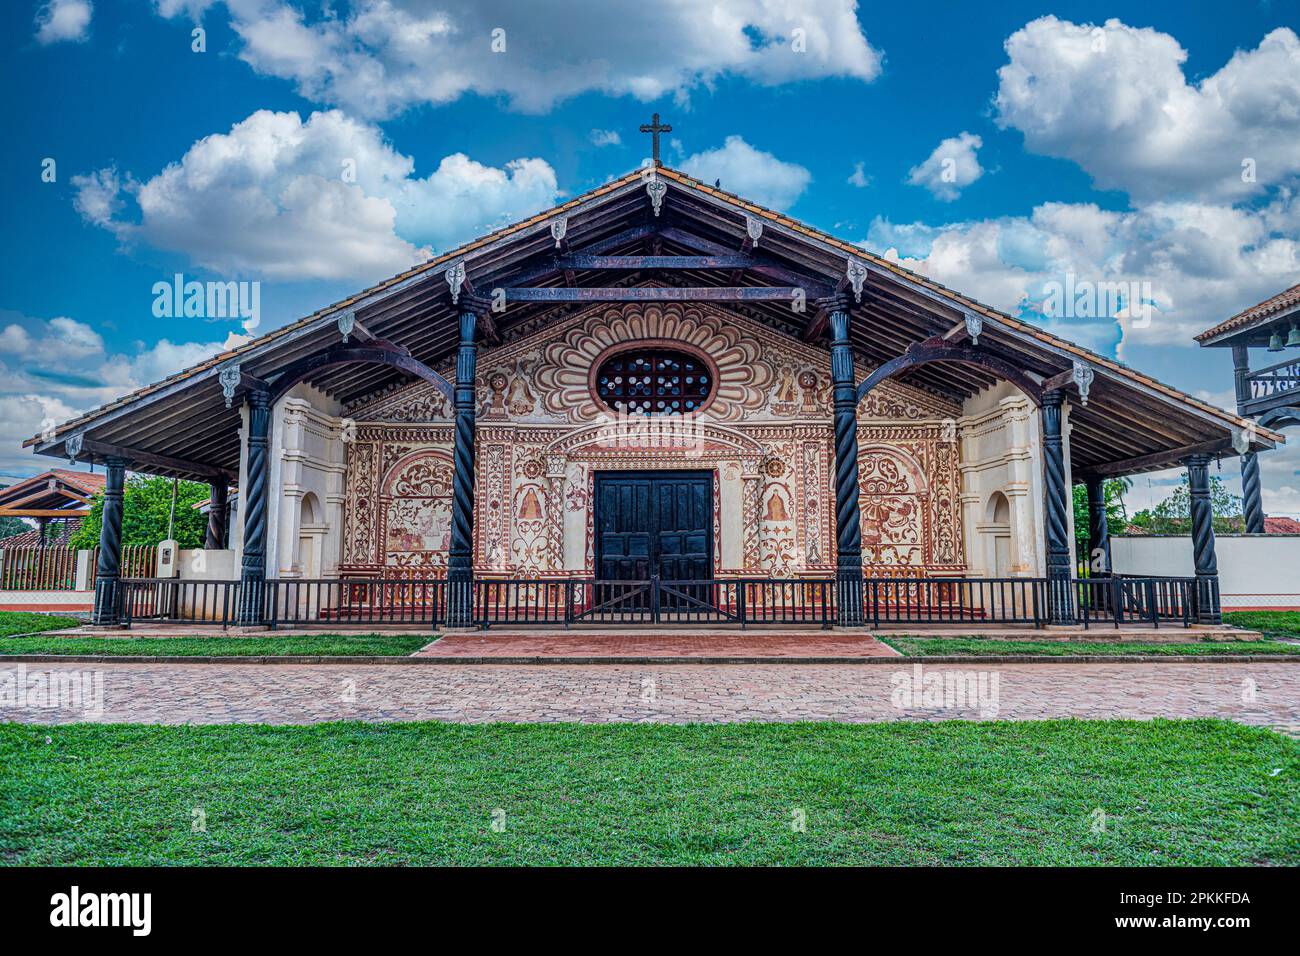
[639,112,672,166]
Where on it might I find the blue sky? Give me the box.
[3,0,1299,515]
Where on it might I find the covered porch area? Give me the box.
[26,166,1282,636]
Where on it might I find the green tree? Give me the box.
[1128,475,1244,535]
[70,476,211,550]
[1073,477,1131,557]
[0,515,32,540]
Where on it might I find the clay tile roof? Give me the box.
[0,469,105,509]
[1265,516,1300,534]
[1196,282,1300,343]
[48,470,106,494]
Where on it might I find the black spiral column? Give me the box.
[205,480,229,550]
[824,294,864,626]
[1240,451,1265,534]
[446,301,482,628]
[92,456,127,626]
[1233,345,1266,534]
[237,389,271,625]
[1185,453,1222,624]
[1085,475,1111,575]
[1041,390,1076,623]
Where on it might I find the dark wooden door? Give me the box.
[594,470,712,581]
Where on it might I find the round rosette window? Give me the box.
[593,347,714,416]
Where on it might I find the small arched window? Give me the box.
[594,347,713,416]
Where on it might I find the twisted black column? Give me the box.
[1041,390,1075,623]
[1232,345,1266,534]
[1185,453,1222,624]
[1085,475,1110,575]
[446,304,481,628]
[237,390,270,625]
[1240,451,1265,534]
[824,294,864,626]
[92,456,127,626]
[205,481,229,550]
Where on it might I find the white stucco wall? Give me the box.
[264,384,348,580]
[957,382,1045,578]
[1112,534,1300,609]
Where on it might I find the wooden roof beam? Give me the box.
[1087,438,1235,478]
[501,286,802,303]
[71,438,237,481]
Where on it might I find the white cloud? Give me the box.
[589,129,622,147]
[35,0,92,44]
[868,196,1300,353]
[847,162,871,188]
[907,132,984,202]
[679,136,811,210]
[995,17,1300,202]
[153,0,882,118]
[0,310,241,474]
[72,109,561,282]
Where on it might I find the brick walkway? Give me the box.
[2,661,1296,729]
[415,630,902,658]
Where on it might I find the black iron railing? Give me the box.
[869,576,1045,627]
[111,573,1200,629]
[120,578,241,626]
[1075,575,1196,628]
[268,578,448,628]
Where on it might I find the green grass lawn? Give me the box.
[0,612,80,638]
[1,720,1294,865]
[0,634,433,657]
[1224,611,1300,639]
[883,637,1300,657]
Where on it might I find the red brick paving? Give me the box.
[2,661,1296,730]
[415,630,902,658]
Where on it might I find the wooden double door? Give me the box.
[594,470,712,582]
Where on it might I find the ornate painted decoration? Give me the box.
[846,257,867,303]
[1072,360,1095,406]
[446,260,466,305]
[534,304,772,422]
[337,310,356,343]
[218,365,241,408]
[340,300,966,580]
[646,177,667,217]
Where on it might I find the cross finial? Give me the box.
[639,112,672,166]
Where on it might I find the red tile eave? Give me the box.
[0,469,106,507]
[1194,282,1300,344]
[23,164,1284,450]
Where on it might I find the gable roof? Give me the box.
[24,164,1283,481]
[1196,282,1300,346]
[0,468,105,515]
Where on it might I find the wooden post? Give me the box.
[1041,390,1075,623]
[446,299,484,628]
[824,293,864,626]
[205,481,229,550]
[1085,475,1111,575]
[92,456,127,626]
[1184,453,1222,624]
[237,390,271,625]
[1232,345,1266,534]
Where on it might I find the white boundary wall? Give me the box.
[1112,534,1300,610]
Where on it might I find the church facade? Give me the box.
[26,153,1283,629]
[279,301,987,587]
